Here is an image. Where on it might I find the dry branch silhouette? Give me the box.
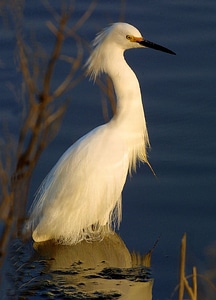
[0,0,97,283]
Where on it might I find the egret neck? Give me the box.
[104,45,149,171]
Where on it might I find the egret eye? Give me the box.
[126,35,132,41]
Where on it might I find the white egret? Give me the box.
[26,23,175,244]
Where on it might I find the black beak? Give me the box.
[138,39,176,55]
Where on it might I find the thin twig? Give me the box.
[178,233,186,300]
[192,266,197,300]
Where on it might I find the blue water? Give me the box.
[1,0,216,299]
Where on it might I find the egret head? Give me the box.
[93,23,143,50]
[86,22,175,80]
[101,23,176,53]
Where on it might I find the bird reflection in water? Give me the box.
[32,232,154,299]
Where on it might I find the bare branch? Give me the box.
[71,0,98,32]
[0,1,97,282]
[43,13,68,96]
[53,37,84,97]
